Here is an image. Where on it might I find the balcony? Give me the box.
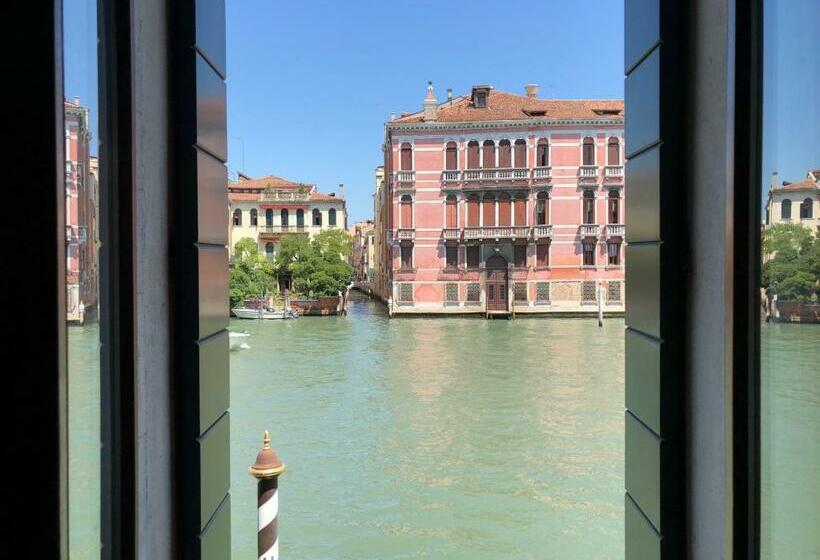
[396,170,415,185]
[496,168,529,183]
[532,166,552,183]
[580,224,601,238]
[463,169,495,183]
[578,165,599,183]
[606,223,625,238]
[463,226,530,241]
[532,224,553,240]
[259,225,308,236]
[396,228,415,241]
[261,190,310,202]
[604,165,624,179]
[442,228,461,241]
[441,170,461,183]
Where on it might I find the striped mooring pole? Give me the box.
[249,430,286,560]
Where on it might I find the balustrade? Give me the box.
[605,165,624,178]
[606,223,625,237]
[532,224,553,239]
[580,224,601,237]
[396,170,415,183]
[463,226,530,240]
[397,228,415,241]
[579,165,599,179]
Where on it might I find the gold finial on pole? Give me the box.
[249,430,285,479]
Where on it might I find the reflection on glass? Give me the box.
[65,0,101,557]
[760,1,820,558]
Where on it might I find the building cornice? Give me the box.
[386,117,624,134]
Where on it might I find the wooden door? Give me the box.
[486,255,508,311]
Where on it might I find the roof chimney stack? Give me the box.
[423,81,438,121]
[447,88,453,103]
[525,84,539,98]
[770,171,779,191]
[338,184,345,199]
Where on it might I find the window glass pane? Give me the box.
[64,0,101,556]
[760,1,820,558]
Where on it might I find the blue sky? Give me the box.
[64,0,818,223]
[226,0,625,222]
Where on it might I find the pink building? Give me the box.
[65,99,98,323]
[381,84,625,316]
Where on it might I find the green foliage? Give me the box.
[273,229,353,297]
[229,237,277,307]
[762,226,820,301]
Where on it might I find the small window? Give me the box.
[482,140,495,169]
[514,283,528,302]
[608,242,621,265]
[514,139,527,168]
[466,245,480,269]
[232,208,242,226]
[400,194,413,228]
[582,281,597,302]
[536,139,549,167]
[400,143,413,171]
[466,282,481,302]
[445,283,458,303]
[607,137,620,165]
[250,208,258,226]
[399,283,413,302]
[445,142,458,170]
[536,282,550,302]
[781,198,791,220]
[266,208,273,226]
[536,243,549,267]
[280,208,289,227]
[296,208,305,226]
[467,141,480,169]
[312,208,322,226]
[800,198,813,219]
[400,245,413,269]
[445,245,458,269]
[607,281,622,302]
[514,244,527,268]
[445,194,458,228]
[583,191,595,224]
[466,194,480,227]
[475,91,487,108]
[329,208,337,226]
[536,191,549,225]
[498,139,512,168]
[583,241,596,266]
[608,190,620,224]
[582,137,595,166]
[265,242,274,260]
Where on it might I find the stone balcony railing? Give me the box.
[496,168,529,181]
[532,166,552,180]
[396,228,415,241]
[442,170,461,183]
[396,170,415,183]
[259,225,308,234]
[463,226,530,240]
[606,223,625,238]
[580,223,601,237]
[604,165,624,178]
[442,228,461,241]
[579,165,599,180]
[261,191,310,202]
[532,224,553,239]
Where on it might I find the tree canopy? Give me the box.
[229,237,277,307]
[273,229,354,297]
[762,224,819,301]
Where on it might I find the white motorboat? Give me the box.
[231,307,298,320]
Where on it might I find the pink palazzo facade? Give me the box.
[381,84,625,316]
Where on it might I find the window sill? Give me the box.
[605,265,624,270]
[534,266,551,271]
[580,265,598,270]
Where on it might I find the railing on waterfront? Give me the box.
[396,170,415,183]
[259,225,308,234]
[396,228,415,241]
[442,228,461,240]
[532,224,553,239]
[604,165,624,178]
[580,224,601,237]
[463,226,530,240]
[606,223,625,237]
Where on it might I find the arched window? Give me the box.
[582,137,595,166]
[445,194,458,228]
[514,139,527,168]
[514,194,526,225]
[583,191,595,224]
[265,208,273,226]
[445,142,458,170]
[250,208,258,226]
[536,191,549,225]
[800,198,813,219]
[265,242,274,260]
[482,140,496,169]
[583,241,596,266]
[400,143,412,170]
[296,208,305,227]
[400,195,413,228]
[498,139,512,168]
[232,208,242,226]
[329,208,337,226]
[498,193,511,226]
[312,208,322,226]
[607,137,620,165]
[781,199,792,220]
[467,141,480,169]
[466,194,480,227]
[608,189,620,224]
[536,138,549,167]
[482,193,495,226]
[280,208,289,228]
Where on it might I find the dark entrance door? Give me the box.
[486,254,508,312]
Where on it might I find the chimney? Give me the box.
[770,171,779,191]
[447,88,453,103]
[338,184,345,199]
[423,81,438,121]
[525,84,539,98]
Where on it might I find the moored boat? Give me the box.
[231,307,298,320]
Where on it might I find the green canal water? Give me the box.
[67,294,818,559]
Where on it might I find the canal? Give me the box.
[67,292,818,558]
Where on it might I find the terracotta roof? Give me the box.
[229,174,308,190]
[309,192,341,202]
[391,89,624,124]
[228,192,261,201]
[774,178,819,192]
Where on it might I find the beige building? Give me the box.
[228,173,347,259]
[371,165,389,301]
[349,220,375,284]
[765,169,819,235]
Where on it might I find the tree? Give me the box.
[273,229,353,297]
[229,237,276,307]
[762,225,819,301]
